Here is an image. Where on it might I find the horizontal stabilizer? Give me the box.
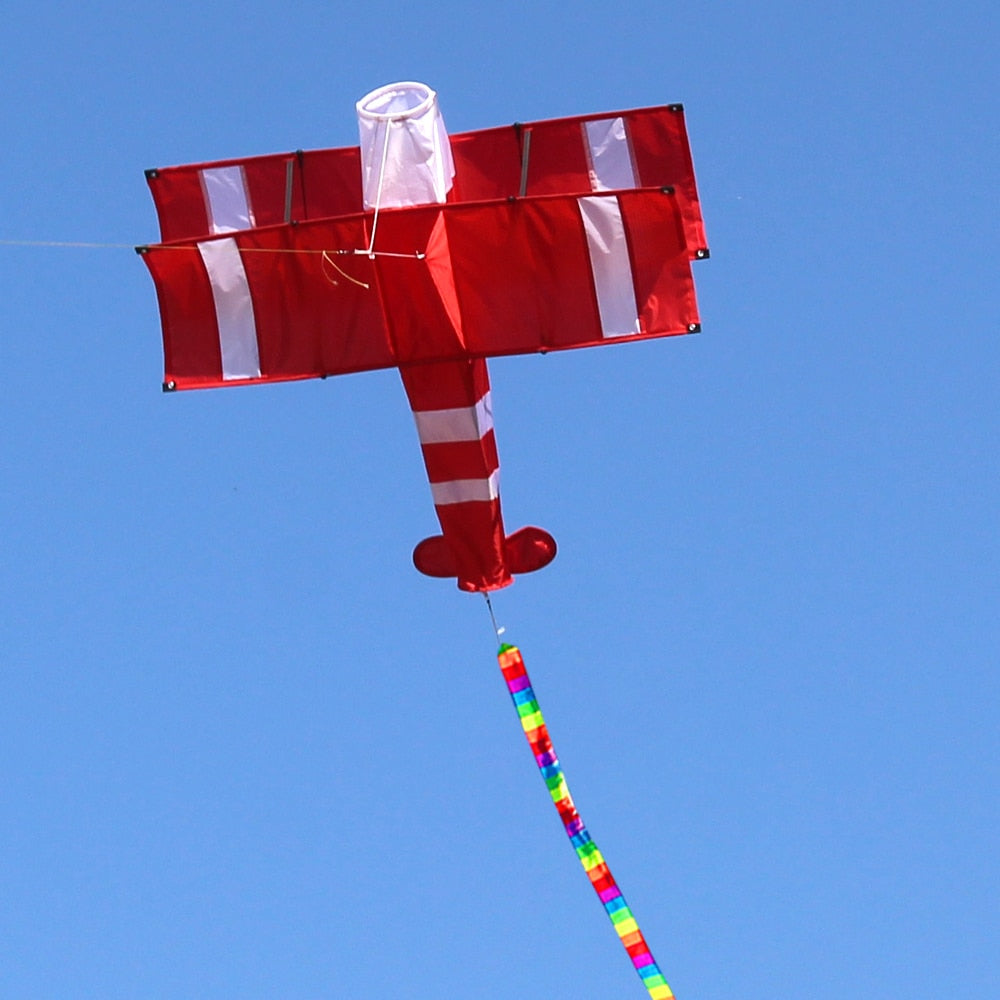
[412,526,556,591]
[504,526,557,576]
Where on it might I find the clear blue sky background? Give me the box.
[2,3,997,998]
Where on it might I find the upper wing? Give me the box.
[145,105,707,258]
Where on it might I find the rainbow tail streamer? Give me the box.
[497,644,674,999]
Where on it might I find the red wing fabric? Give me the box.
[146,105,706,257]
[141,189,698,391]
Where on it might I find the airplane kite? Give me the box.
[139,82,707,593]
[139,82,708,998]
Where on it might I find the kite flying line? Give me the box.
[0,239,136,249]
[496,640,675,1000]
[1,239,421,260]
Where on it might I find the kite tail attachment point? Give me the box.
[483,592,506,643]
[496,644,675,1000]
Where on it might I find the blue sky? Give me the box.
[2,3,997,998]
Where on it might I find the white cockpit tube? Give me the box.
[356,81,455,211]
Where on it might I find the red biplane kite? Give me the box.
[139,82,708,592]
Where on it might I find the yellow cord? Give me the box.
[320,250,370,290]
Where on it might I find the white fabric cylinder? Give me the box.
[356,81,455,209]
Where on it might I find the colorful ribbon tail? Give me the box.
[497,643,675,999]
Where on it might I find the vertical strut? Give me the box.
[283,158,295,224]
[519,127,533,197]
